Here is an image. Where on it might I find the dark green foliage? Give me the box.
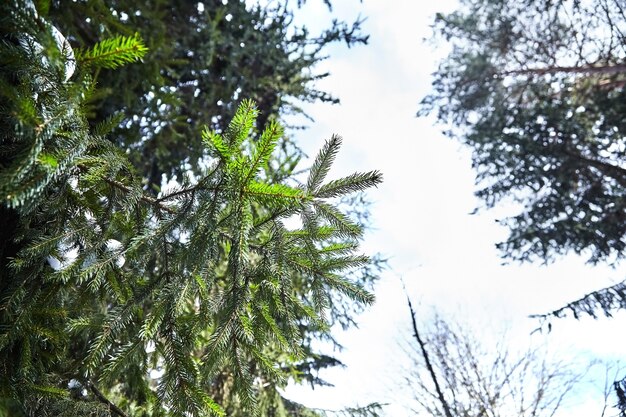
[48,0,368,193]
[1,1,382,416]
[0,1,145,415]
[422,0,626,315]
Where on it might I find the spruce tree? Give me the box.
[0,1,382,416]
[421,0,626,317]
[47,0,368,193]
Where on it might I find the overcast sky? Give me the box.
[276,1,626,415]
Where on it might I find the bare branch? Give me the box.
[405,295,454,417]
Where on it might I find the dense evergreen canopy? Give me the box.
[422,0,626,317]
[0,1,382,416]
[47,0,368,191]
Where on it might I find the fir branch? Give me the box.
[307,134,342,192]
[241,120,283,186]
[530,280,626,320]
[202,307,240,373]
[313,201,362,238]
[251,207,291,231]
[202,127,231,160]
[224,99,258,151]
[323,273,374,305]
[245,181,309,203]
[100,175,177,214]
[77,33,148,69]
[156,166,222,202]
[315,171,383,199]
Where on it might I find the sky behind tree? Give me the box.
[280,1,626,415]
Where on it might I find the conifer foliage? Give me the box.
[0,1,382,416]
[421,0,626,318]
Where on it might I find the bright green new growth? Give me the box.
[65,102,381,416]
[0,23,146,212]
[77,33,148,69]
[149,100,381,414]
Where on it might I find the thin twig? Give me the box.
[498,63,626,77]
[404,291,454,417]
[87,381,129,417]
[102,177,177,214]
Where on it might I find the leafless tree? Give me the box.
[399,301,593,417]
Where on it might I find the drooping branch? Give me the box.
[498,63,626,78]
[530,279,626,320]
[563,148,626,189]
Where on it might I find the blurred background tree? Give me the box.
[401,301,591,417]
[421,0,626,410]
[421,0,626,268]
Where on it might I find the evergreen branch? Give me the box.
[93,113,125,136]
[218,230,265,253]
[76,162,176,213]
[498,63,626,78]
[87,380,129,417]
[313,201,362,238]
[248,344,285,383]
[307,134,342,192]
[20,225,90,260]
[156,164,223,203]
[285,225,337,242]
[101,340,143,381]
[315,171,383,199]
[245,181,309,203]
[82,253,119,292]
[202,127,231,160]
[100,175,177,214]
[77,33,148,69]
[320,254,370,273]
[85,305,137,374]
[323,273,374,305]
[530,280,626,320]
[299,206,323,256]
[230,197,253,287]
[257,303,291,350]
[252,207,291,231]
[562,148,626,189]
[309,402,385,417]
[139,303,166,340]
[28,384,68,397]
[318,242,360,255]
[189,384,226,417]
[33,104,69,136]
[202,307,240,369]
[224,99,257,151]
[241,120,283,186]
